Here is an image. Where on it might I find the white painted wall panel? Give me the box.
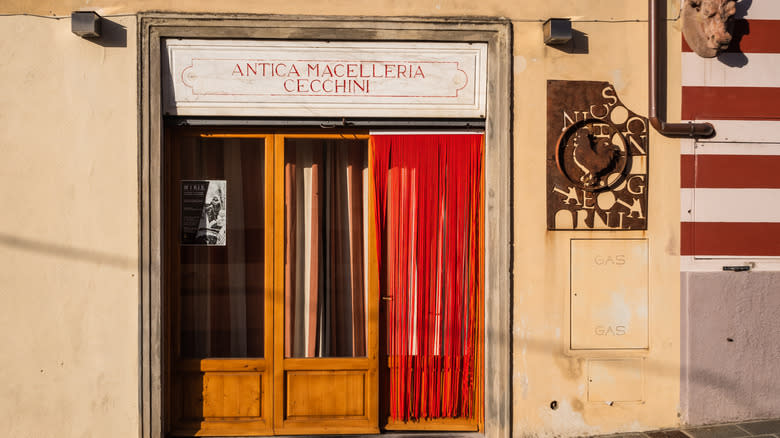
[681,188,780,222]
[680,121,780,144]
[682,142,780,156]
[682,53,780,88]
[734,1,780,20]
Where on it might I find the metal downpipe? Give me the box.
[649,0,715,138]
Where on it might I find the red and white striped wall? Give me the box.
[680,3,780,271]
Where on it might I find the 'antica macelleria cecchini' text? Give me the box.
[232,61,427,94]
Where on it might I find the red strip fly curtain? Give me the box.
[371,134,484,422]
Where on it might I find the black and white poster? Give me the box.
[181,180,227,245]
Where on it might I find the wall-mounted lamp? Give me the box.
[543,18,572,45]
[71,11,102,38]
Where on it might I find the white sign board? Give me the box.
[163,39,487,118]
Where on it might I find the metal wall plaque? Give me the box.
[547,80,649,230]
[163,39,487,118]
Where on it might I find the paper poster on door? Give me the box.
[181,180,227,246]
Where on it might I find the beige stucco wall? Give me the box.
[512,14,683,436]
[3,1,669,22]
[0,2,683,437]
[0,14,139,438]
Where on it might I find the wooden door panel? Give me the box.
[172,360,271,435]
[202,372,262,418]
[285,370,366,419]
[173,371,268,435]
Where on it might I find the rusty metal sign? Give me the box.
[547,80,648,230]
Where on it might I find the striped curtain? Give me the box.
[371,134,484,421]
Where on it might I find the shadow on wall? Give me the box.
[79,18,127,48]
[734,0,752,19]
[0,233,135,269]
[718,0,752,67]
[680,271,780,425]
[548,29,590,55]
[507,319,780,421]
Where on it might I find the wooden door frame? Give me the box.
[162,129,276,436]
[271,133,379,435]
[140,14,512,438]
[162,128,483,435]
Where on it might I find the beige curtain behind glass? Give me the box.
[284,139,367,358]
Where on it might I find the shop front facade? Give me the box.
[1,1,777,437]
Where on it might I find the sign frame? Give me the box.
[163,39,488,118]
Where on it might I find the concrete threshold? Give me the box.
[587,418,780,438]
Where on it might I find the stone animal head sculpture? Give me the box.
[681,0,737,58]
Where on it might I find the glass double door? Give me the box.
[164,129,378,436]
